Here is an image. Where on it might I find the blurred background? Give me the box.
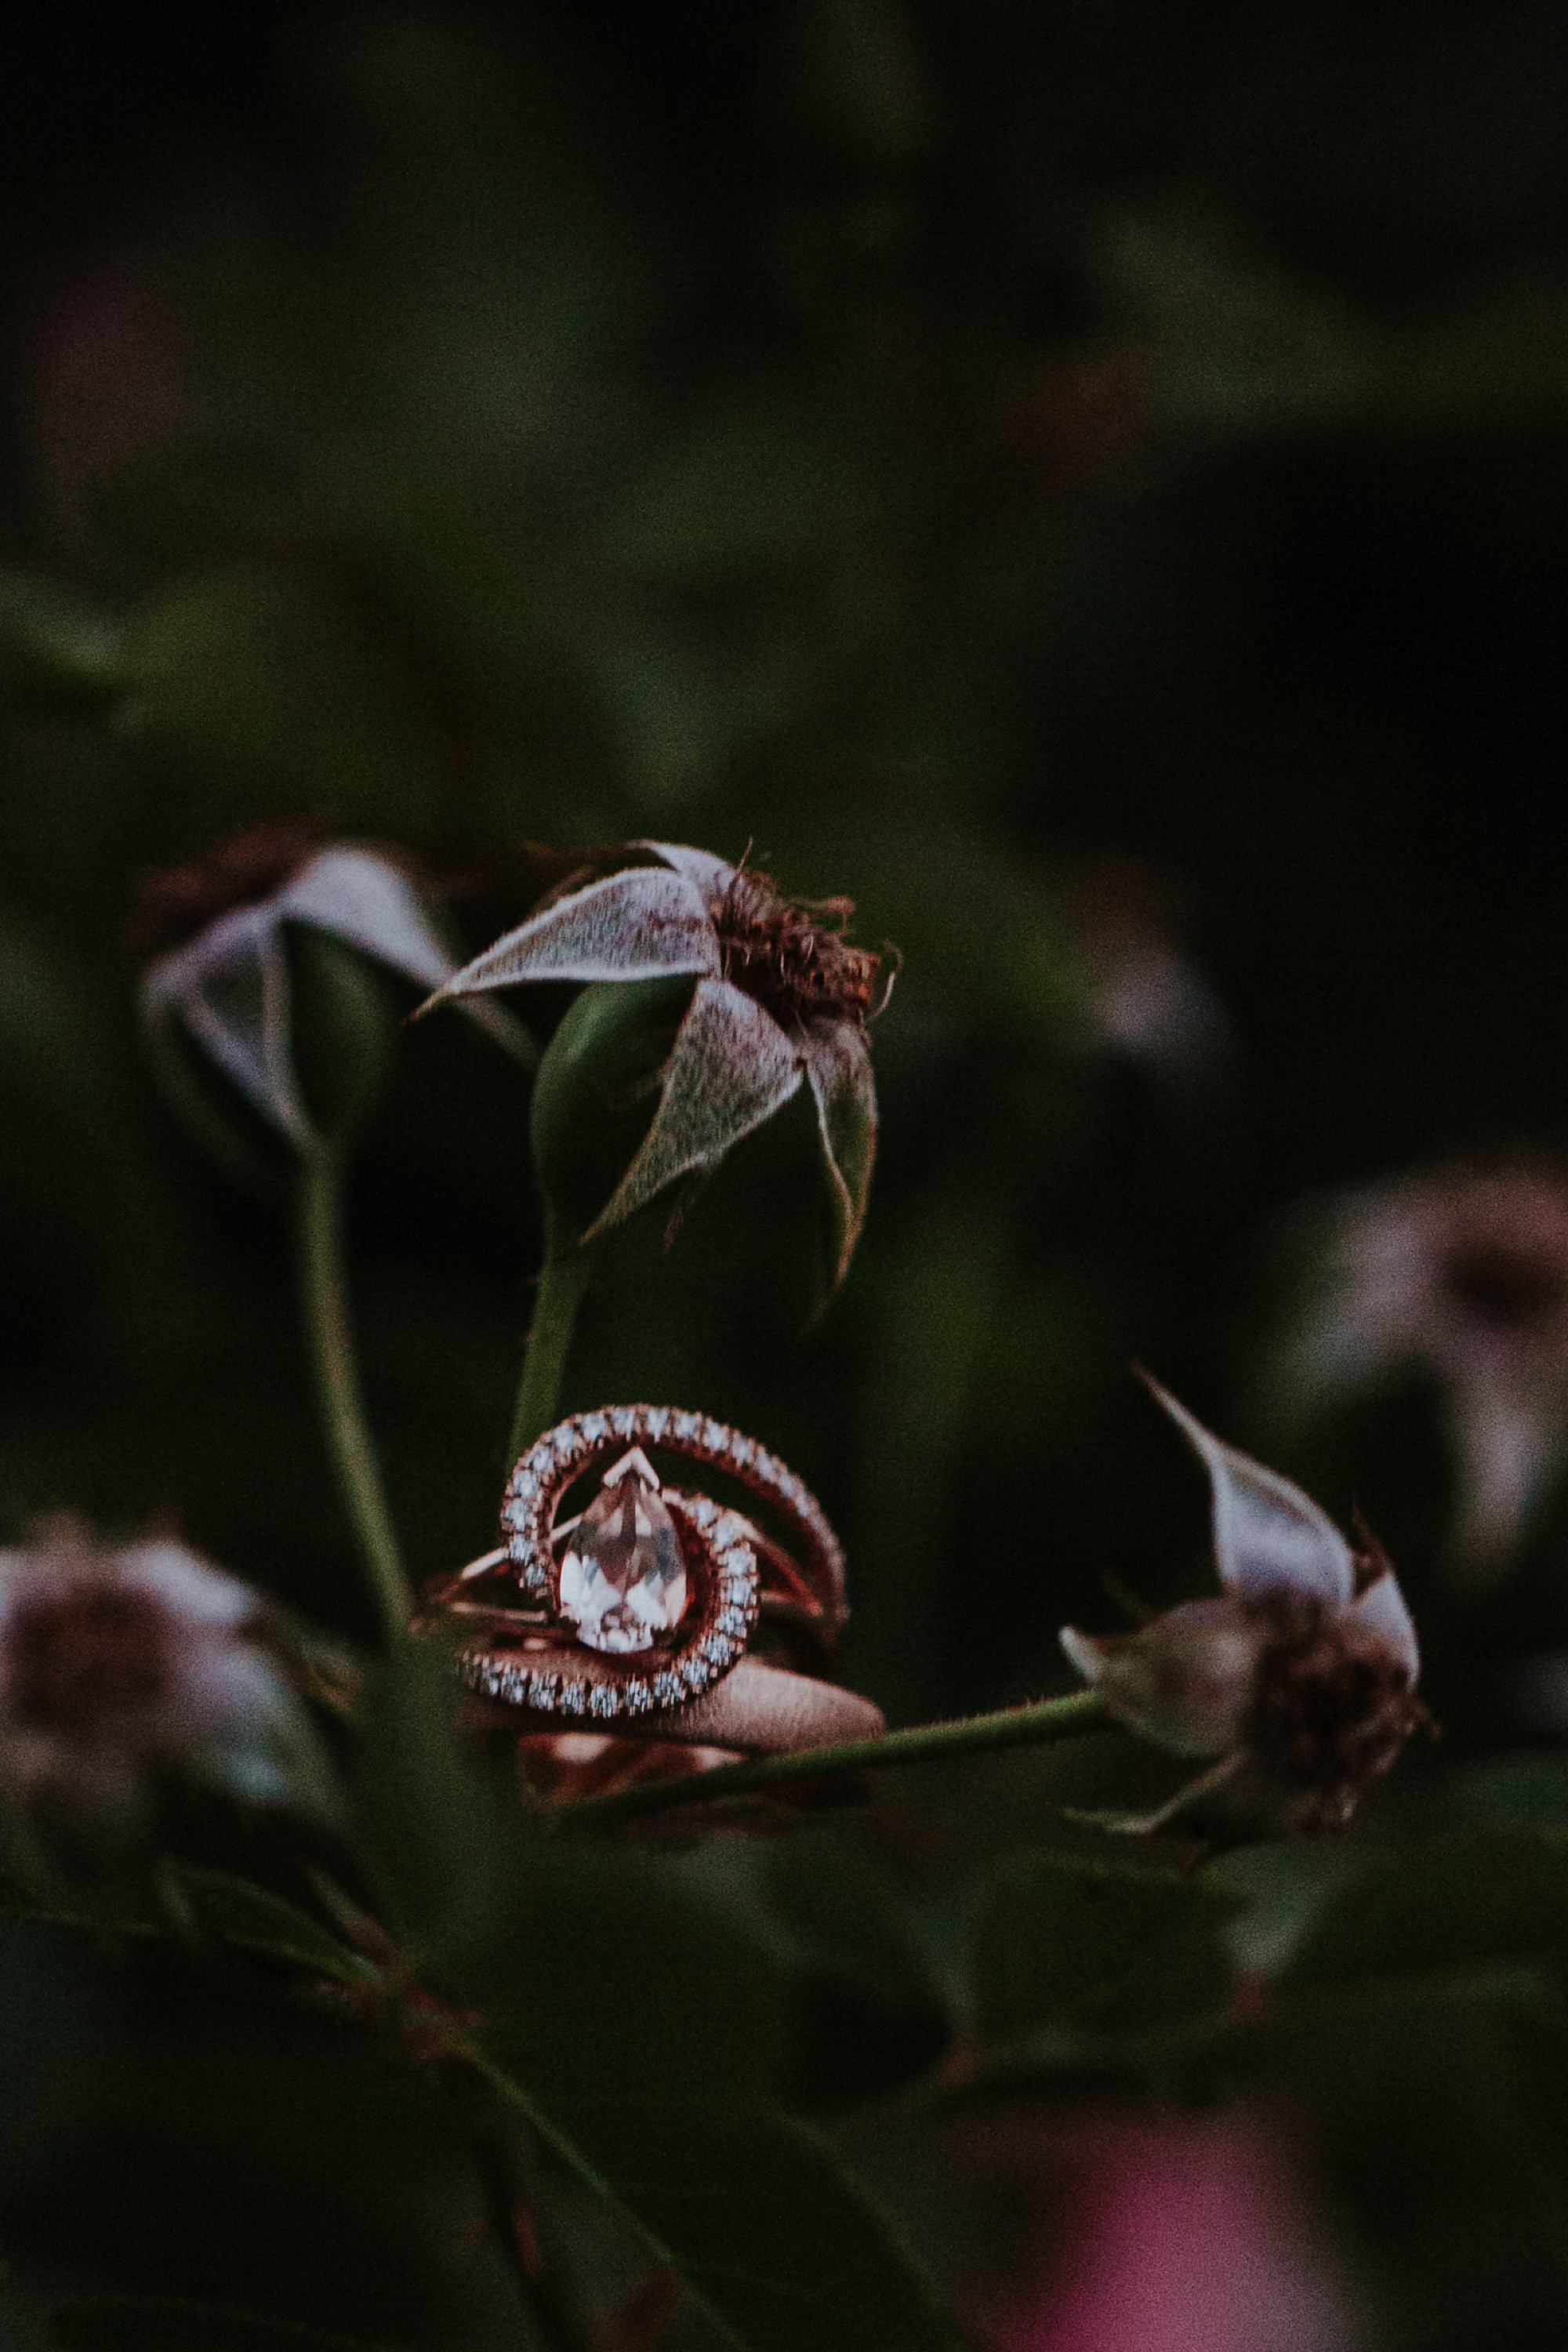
[9,5,1568,2347]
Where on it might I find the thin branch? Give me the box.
[556,1688,1109,1830]
[296,1146,412,1642]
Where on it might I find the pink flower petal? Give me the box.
[143,902,309,1143]
[1144,1378,1356,1606]
[985,2110,1359,2352]
[1347,1569,1420,1678]
[584,976,804,1236]
[278,847,457,993]
[430,868,720,1003]
[802,1018,877,1290]
[641,840,737,905]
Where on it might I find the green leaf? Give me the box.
[46,2300,393,2352]
[172,1871,370,1988]
[470,1836,785,2115]
[468,1839,964,2350]
[753,1831,944,2015]
[970,1851,1243,2043]
[475,2058,963,2352]
[350,1648,960,2352]
[1221,1972,1568,2335]
[343,1632,961,2351]
[1279,1826,1568,1998]
[0,571,125,713]
[742,1830,953,2113]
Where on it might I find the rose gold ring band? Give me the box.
[459,1650,884,1754]
[425,1404,878,1770]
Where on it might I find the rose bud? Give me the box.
[419,842,881,1290]
[139,826,527,1156]
[1262,1161,1568,1580]
[1062,1380,1425,1834]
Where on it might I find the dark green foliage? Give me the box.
[1279,1828,1568,1998]
[354,1644,959,2352]
[971,1851,1243,2043]
[47,2303,395,2352]
[4,4,1568,2346]
[0,575,123,716]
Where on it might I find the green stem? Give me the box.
[557,1687,1109,1831]
[297,1146,412,1644]
[508,1248,594,1462]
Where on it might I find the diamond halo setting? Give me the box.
[455,1405,845,1722]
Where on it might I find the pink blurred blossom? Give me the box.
[973,2108,1360,2352]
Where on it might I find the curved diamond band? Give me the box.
[423,1406,855,1729]
[501,1404,845,1637]
[463,1654,885,1754]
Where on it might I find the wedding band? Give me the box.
[459,1653,883,1752]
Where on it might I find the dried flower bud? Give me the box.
[422,843,880,1287]
[1264,1161,1568,1579]
[140,833,525,1156]
[1062,1381,1425,1834]
[0,1520,339,1870]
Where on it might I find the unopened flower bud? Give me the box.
[1062,1381,1425,1833]
[421,842,880,1292]
[1263,1160,1568,1580]
[139,832,525,1160]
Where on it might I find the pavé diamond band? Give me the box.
[422,1406,880,1748]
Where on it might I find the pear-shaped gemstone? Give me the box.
[558,1455,688,1654]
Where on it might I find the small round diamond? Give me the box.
[527,1671,559,1708]
[581,1412,608,1445]
[691,1497,718,1529]
[720,1577,752,1605]
[611,1406,637,1438]
[644,1407,669,1439]
[523,1564,549,1595]
[681,1654,710,1690]
[702,1633,734,1666]
[673,1411,699,1441]
[588,1683,622,1719]
[701,1418,728,1453]
[652,1670,685,1707]
[506,1534,531,1566]
[558,1680,587,1715]
[729,1436,756,1468]
[718,1545,751,1575]
[716,1606,747,1636]
[624,1679,653,1713]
